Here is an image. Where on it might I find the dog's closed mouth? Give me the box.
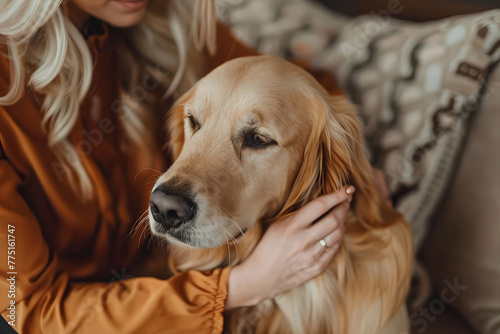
[151,215,249,248]
[154,223,192,244]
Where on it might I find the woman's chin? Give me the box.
[102,13,146,28]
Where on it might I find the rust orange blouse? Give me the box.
[0,21,340,333]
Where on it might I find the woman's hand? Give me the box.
[225,186,354,310]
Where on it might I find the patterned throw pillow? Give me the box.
[216,1,500,252]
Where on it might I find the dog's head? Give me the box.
[149,55,396,248]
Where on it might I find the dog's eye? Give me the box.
[186,115,200,131]
[243,132,276,149]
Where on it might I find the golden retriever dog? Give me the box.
[148,55,413,334]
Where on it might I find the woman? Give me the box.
[0,1,355,333]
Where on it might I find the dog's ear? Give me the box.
[165,89,195,160]
[274,93,399,228]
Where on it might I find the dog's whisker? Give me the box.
[145,180,159,187]
[225,216,247,249]
[128,209,150,239]
[140,221,152,248]
[203,247,214,268]
[146,227,156,250]
[228,220,243,245]
[229,219,244,238]
[130,215,150,243]
[129,210,152,242]
[160,238,168,253]
[136,221,149,248]
[218,225,232,266]
[219,224,240,264]
[220,208,245,237]
[221,223,239,246]
[219,226,232,265]
[134,214,150,233]
[145,174,162,187]
[134,167,163,181]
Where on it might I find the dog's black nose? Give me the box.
[149,187,196,229]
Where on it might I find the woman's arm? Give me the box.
[0,135,229,334]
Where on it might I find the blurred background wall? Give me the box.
[318,0,497,21]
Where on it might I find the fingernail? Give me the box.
[346,186,355,194]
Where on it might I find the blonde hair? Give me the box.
[0,0,216,199]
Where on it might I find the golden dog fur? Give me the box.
[150,55,413,334]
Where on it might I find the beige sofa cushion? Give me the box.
[423,64,500,334]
